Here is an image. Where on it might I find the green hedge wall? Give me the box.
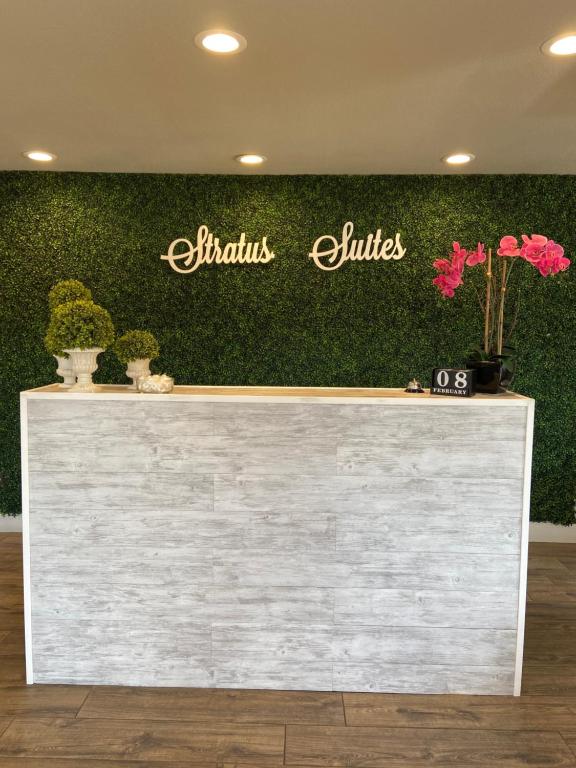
[0,171,574,524]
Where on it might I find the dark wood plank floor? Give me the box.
[0,533,575,767]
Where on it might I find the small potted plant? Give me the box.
[113,330,160,389]
[46,280,93,387]
[45,300,115,392]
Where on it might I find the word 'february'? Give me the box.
[161,225,275,273]
[309,221,406,271]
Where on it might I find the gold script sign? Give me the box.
[309,222,406,271]
[161,222,405,274]
[161,225,275,273]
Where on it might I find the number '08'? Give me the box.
[436,370,468,388]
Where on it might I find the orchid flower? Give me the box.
[520,234,548,265]
[432,258,452,274]
[451,242,467,272]
[534,240,571,276]
[432,273,458,297]
[497,236,521,257]
[517,235,570,275]
[466,242,486,266]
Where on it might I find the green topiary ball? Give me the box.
[45,300,115,352]
[44,334,66,357]
[48,279,92,311]
[113,330,160,363]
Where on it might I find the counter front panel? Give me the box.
[21,386,533,694]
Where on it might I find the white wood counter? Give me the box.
[21,385,534,694]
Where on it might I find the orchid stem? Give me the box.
[484,248,492,355]
[497,258,507,356]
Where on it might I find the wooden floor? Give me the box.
[0,534,575,767]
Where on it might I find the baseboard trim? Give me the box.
[529,521,576,542]
[0,516,22,532]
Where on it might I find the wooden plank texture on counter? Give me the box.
[211,402,527,437]
[30,506,519,553]
[332,662,516,695]
[210,624,517,666]
[28,471,213,509]
[213,474,523,516]
[23,393,532,693]
[212,550,520,591]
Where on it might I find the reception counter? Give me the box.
[21,384,534,694]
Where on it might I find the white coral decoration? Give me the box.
[137,374,174,393]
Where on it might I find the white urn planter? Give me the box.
[126,358,151,390]
[65,348,104,393]
[54,355,76,388]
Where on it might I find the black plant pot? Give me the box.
[466,359,501,394]
[491,354,515,390]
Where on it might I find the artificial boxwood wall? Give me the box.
[0,171,574,524]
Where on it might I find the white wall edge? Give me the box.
[513,400,534,696]
[19,393,34,684]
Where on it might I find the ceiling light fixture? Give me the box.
[195,30,247,54]
[235,153,266,165]
[542,33,576,56]
[443,152,475,166]
[23,150,56,162]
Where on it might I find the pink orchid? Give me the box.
[445,268,464,289]
[520,234,548,265]
[432,234,569,356]
[522,234,548,247]
[497,235,521,257]
[451,242,467,272]
[432,258,452,274]
[432,264,463,298]
[545,240,570,271]
[534,240,570,276]
[432,274,456,297]
[433,243,468,298]
[466,242,486,266]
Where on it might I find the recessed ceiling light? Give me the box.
[443,152,475,166]
[23,150,57,162]
[195,30,247,54]
[542,33,576,56]
[235,153,266,165]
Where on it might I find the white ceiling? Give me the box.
[1,0,576,174]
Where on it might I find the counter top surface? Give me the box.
[21,383,532,405]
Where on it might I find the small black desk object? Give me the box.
[431,368,476,397]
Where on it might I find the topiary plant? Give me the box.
[45,300,115,351]
[113,330,160,363]
[44,333,66,357]
[48,279,92,311]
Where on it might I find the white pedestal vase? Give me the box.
[54,355,76,388]
[126,358,151,390]
[65,348,104,393]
